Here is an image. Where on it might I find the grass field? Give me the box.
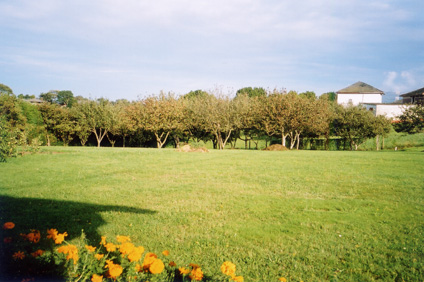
[1,147,423,281]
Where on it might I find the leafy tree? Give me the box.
[184,90,210,100]
[39,91,58,103]
[393,104,424,134]
[57,90,76,107]
[371,115,392,150]
[333,105,376,150]
[140,93,185,148]
[320,92,337,102]
[38,103,75,146]
[0,83,13,95]
[236,87,266,98]
[187,93,240,149]
[299,91,316,100]
[72,99,114,147]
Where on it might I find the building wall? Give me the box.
[337,93,382,106]
[376,104,410,119]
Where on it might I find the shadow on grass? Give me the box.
[0,195,156,281]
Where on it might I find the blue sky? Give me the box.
[1,0,423,101]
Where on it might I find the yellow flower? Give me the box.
[85,245,96,252]
[279,278,287,282]
[46,228,58,239]
[12,251,25,260]
[54,232,68,244]
[116,235,131,243]
[31,249,45,258]
[100,236,107,245]
[105,260,123,279]
[127,246,145,262]
[189,267,204,281]
[162,250,170,256]
[57,245,79,264]
[95,254,104,260]
[142,252,158,270]
[3,222,15,229]
[91,274,103,282]
[232,276,244,282]
[179,267,190,275]
[221,261,236,276]
[149,258,165,274]
[104,242,117,252]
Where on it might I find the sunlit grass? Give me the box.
[1,147,423,281]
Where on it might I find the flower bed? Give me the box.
[1,221,288,281]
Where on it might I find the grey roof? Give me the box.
[336,81,384,94]
[400,87,424,97]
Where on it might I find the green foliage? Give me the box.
[57,90,76,107]
[0,83,13,95]
[393,104,424,134]
[0,118,18,162]
[236,87,266,98]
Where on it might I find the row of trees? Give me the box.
[2,83,403,161]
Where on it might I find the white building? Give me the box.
[336,81,413,120]
[336,81,384,106]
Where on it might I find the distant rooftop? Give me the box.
[400,86,424,98]
[337,81,384,95]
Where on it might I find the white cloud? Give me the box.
[383,71,420,94]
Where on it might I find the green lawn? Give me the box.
[1,147,423,281]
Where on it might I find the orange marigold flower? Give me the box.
[104,242,117,252]
[169,261,177,267]
[91,274,103,282]
[162,250,170,256]
[142,252,158,271]
[116,235,131,243]
[149,258,165,274]
[278,278,287,282]
[85,245,96,252]
[3,237,12,243]
[46,228,58,239]
[31,249,45,258]
[232,276,244,282]
[119,242,135,256]
[221,261,236,276]
[179,267,190,275]
[100,236,107,245]
[189,267,204,281]
[127,246,145,262]
[54,232,68,244]
[57,245,79,264]
[26,230,41,243]
[95,254,104,260]
[3,222,15,229]
[105,260,123,279]
[12,251,25,260]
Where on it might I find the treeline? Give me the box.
[1,83,401,160]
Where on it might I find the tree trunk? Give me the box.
[382,136,385,150]
[376,135,380,151]
[296,131,301,150]
[155,131,170,148]
[46,133,51,147]
[93,128,108,148]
